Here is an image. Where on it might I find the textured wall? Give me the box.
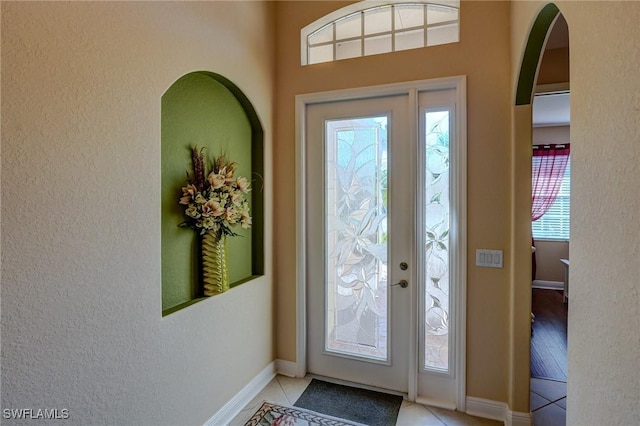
[1,2,274,424]
[275,0,513,403]
[512,1,640,423]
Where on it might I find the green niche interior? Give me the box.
[161,71,264,315]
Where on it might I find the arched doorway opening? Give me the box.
[529,12,570,425]
[513,3,571,424]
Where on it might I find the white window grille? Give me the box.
[301,1,460,65]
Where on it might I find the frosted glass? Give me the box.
[336,12,361,40]
[309,45,333,64]
[395,5,424,30]
[424,110,450,372]
[325,117,389,361]
[395,29,424,51]
[365,6,392,35]
[427,23,459,47]
[365,34,392,56]
[427,5,458,25]
[336,39,361,60]
[309,24,333,45]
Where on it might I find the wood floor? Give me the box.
[531,289,568,381]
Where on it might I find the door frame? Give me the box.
[294,76,467,408]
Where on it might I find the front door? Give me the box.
[302,80,464,407]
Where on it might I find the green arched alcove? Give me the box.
[161,71,264,315]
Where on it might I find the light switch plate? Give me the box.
[476,249,503,268]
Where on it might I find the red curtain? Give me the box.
[532,144,570,221]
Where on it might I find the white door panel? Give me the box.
[301,80,466,407]
[306,95,411,392]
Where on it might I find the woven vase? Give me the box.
[202,230,229,296]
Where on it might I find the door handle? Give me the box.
[390,280,408,288]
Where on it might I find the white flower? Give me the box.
[231,190,244,206]
[181,153,253,237]
[186,205,200,219]
[179,184,197,205]
[204,200,225,217]
[208,171,226,189]
[194,193,206,204]
[202,217,215,229]
[241,211,252,229]
[224,207,241,223]
[236,177,251,193]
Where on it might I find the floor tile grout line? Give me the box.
[531,398,564,413]
[423,406,450,426]
[530,387,566,398]
[531,375,567,383]
[530,387,567,401]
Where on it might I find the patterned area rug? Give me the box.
[244,401,367,426]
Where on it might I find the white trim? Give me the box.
[203,362,276,426]
[506,410,533,426]
[466,396,506,422]
[295,95,308,379]
[408,87,419,402]
[532,279,563,290]
[466,397,531,426]
[295,75,467,407]
[453,75,467,412]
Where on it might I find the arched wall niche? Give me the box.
[161,71,265,315]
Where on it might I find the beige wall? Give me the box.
[1,2,275,424]
[512,1,640,424]
[275,1,513,403]
[534,240,569,283]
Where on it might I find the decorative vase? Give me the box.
[201,230,229,296]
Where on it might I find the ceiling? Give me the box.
[533,14,570,127]
[545,15,569,50]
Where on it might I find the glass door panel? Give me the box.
[423,110,451,372]
[305,94,411,393]
[325,117,389,362]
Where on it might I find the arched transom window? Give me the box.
[301,1,459,65]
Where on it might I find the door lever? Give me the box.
[390,280,408,288]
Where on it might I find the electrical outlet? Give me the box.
[476,249,503,268]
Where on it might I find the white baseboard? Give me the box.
[203,359,303,425]
[275,359,298,377]
[532,280,563,290]
[466,397,531,426]
[205,363,533,426]
[203,361,277,426]
[506,409,533,426]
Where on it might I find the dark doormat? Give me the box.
[293,379,403,426]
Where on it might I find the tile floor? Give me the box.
[530,378,567,426]
[230,375,502,426]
